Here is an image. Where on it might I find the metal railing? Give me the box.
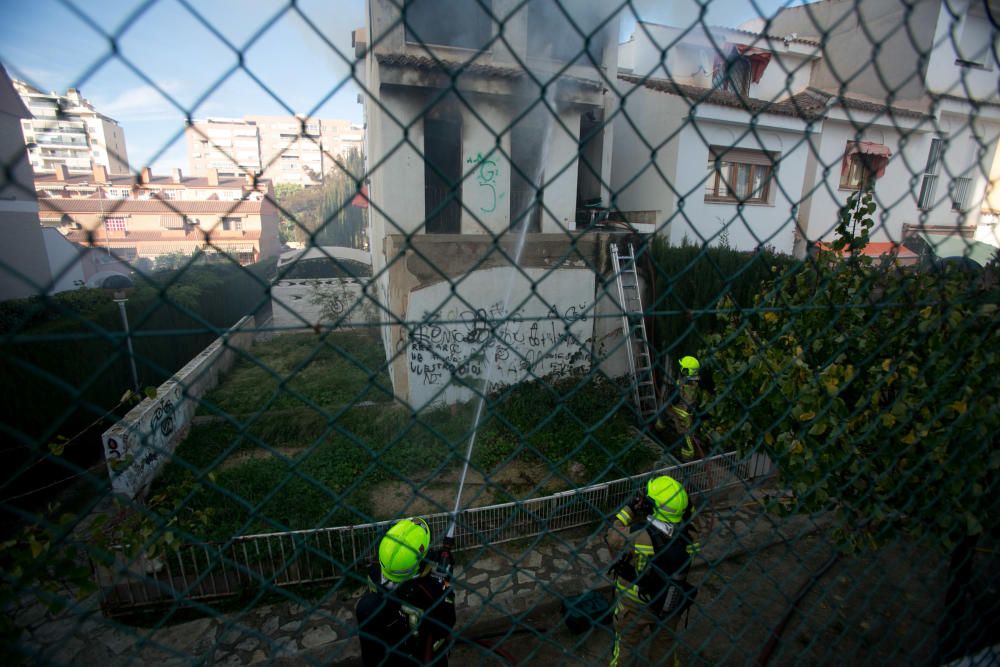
[94,450,772,612]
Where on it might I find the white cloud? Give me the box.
[92,81,189,121]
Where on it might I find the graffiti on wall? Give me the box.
[466,152,504,214]
[403,267,594,408]
[103,384,188,498]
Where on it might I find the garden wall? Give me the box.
[101,313,262,498]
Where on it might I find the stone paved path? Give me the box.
[11,496,823,665]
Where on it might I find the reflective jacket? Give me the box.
[609,509,699,614]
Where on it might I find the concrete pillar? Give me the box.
[541,108,580,233]
[460,101,511,234]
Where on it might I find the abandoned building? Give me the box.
[356,0,639,409]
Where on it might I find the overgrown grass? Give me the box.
[152,332,655,540]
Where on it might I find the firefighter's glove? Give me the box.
[628,492,654,520]
[428,545,454,583]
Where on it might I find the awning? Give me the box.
[917,232,997,267]
[843,141,891,179]
[734,45,772,83]
[351,185,369,209]
[208,242,257,254]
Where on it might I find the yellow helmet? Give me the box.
[679,356,700,377]
[379,518,431,583]
[646,476,689,523]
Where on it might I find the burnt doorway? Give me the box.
[424,117,462,234]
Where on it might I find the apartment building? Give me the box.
[358,0,636,408]
[185,116,364,186]
[12,80,129,176]
[35,165,281,265]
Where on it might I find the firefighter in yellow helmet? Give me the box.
[606,475,700,667]
[656,356,704,461]
[355,518,456,665]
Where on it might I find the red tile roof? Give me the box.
[39,199,265,214]
[618,75,933,121]
[65,229,261,244]
[618,74,828,120]
[34,174,270,189]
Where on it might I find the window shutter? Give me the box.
[710,146,777,166]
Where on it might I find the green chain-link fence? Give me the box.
[2,0,999,664]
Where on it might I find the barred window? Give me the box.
[917,138,943,210]
[951,177,973,212]
[104,216,127,232]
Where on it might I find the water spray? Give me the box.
[446,95,556,542]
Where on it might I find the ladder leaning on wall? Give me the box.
[611,242,659,421]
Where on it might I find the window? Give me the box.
[712,54,751,96]
[951,177,973,211]
[704,147,774,204]
[840,154,874,190]
[839,141,890,191]
[105,187,131,199]
[917,138,943,210]
[104,216,127,232]
[404,0,491,50]
[221,217,243,231]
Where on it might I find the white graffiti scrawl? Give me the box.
[403,267,594,408]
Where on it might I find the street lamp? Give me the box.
[97,273,140,393]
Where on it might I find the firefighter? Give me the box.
[355,518,456,666]
[606,475,699,667]
[656,356,704,461]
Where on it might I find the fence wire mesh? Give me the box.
[1,0,999,665]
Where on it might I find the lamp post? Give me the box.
[98,273,139,393]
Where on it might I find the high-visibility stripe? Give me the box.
[634,544,655,554]
[615,508,633,525]
[616,581,644,603]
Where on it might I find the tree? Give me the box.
[705,192,998,552]
[271,150,367,250]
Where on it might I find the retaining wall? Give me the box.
[101,314,261,498]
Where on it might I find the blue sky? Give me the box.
[0,0,797,172]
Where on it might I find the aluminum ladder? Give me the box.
[611,242,658,421]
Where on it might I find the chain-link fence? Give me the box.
[2,0,999,665]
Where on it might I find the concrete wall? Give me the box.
[271,278,376,330]
[750,0,940,103]
[610,83,682,224]
[102,314,260,498]
[403,266,594,408]
[0,90,52,301]
[925,0,999,103]
[383,233,634,408]
[41,227,86,293]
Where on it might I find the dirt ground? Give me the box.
[368,461,569,518]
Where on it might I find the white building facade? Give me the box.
[13,81,129,177]
[186,115,365,186]
[611,1,1000,258]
